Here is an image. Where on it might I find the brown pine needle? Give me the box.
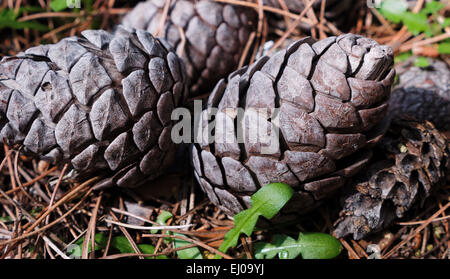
[142,233,233,259]
[383,201,450,259]
[268,0,316,54]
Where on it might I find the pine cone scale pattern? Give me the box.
[122,0,256,96]
[389,58,450,130]
[0,27,188,189]
[192,34,395,216]
[334,119,449,240]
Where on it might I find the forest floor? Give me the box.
[0,0,449,259]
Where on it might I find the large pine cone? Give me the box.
[191,34,395,217]
[0,27,188,189]
[265,0,359,31]
[334,119,449,240]
[389,58,450,130]
[122,0,257,97]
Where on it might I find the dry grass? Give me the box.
[0,0,449,259]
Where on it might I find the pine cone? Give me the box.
[191,34,395,217]
[389,58,450,130]
[334,119,449,240]
[0,27,188,189]
[265,0,359,31]
[121,0,257,97]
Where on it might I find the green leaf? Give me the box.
[295,233,342,259]
[0,20,49,31]
[17,6,46,13]
[427,23,443,38]
[443,18,450,28]
[420,1,444,15]
[0,208,41,223]
[90,17,102,29]
[151,210,202,259]
[378,0,408,23]
[0,216,13,222]
[394,51,412,63]
[0,9,18,21]
[156,211,173,225]
[94,233,109,247]
[68,234,167,259]
[111,236,167,259]
[254,233,342,259]
[172,233,203,259]
[151,210,173,234]
[394,74,399,85]
[414,56,430,68]
[111,236,142,254]
[402,12,430,35]
[216,183,294,258]
[50,0,69,12]
[254,235,301,259]
[67,233,106,258]
[82,0,93,12]
[438,42,450,54]
[0,9,48,31]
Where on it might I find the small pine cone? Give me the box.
[191,34,395,217]
[0,27,188,189]
[121,0,257,97]
[334,119,449,240]
[265,0,359,31]
[389,58,450,130]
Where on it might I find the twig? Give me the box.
[46,164,69,225]
[397,215,450,226]
[24,178,97,234]
[110,207,156,226]
[4,166,59,198]
[213,0,318,28]
[399,32,450,52]
[340,239,360,259]
[12,147,36,203]
[268,0,315,54]
[154,0,171,37]
[369,7,395,35]
[383,201,450,259]
[82,193,102,259]
[104,219,192,231]
[422,235,450,258]
[102,236,224,259]
[108,210,144,260]
[42,236,70,259]
[3,144,17,191]
[18,12,85,21]
[175,25,186,58]
[142,233,233,259]
[0,188,93,247]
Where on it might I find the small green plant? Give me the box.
[394,52,431,69]
[69,233,167,259]
[0,0,96,33]
[50,0,93,12]
[216,183,293,258]
[216,183,342,259]
[50,0,71,12]
[68,183,342,259]
[437,42,450,54]
[414,56,431,68]
[380,1,449,66]
[394,51,413,63]
[152,211,203,259]
[254,233,342,259]
[378,0,445,36]
[0,7,48,31]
